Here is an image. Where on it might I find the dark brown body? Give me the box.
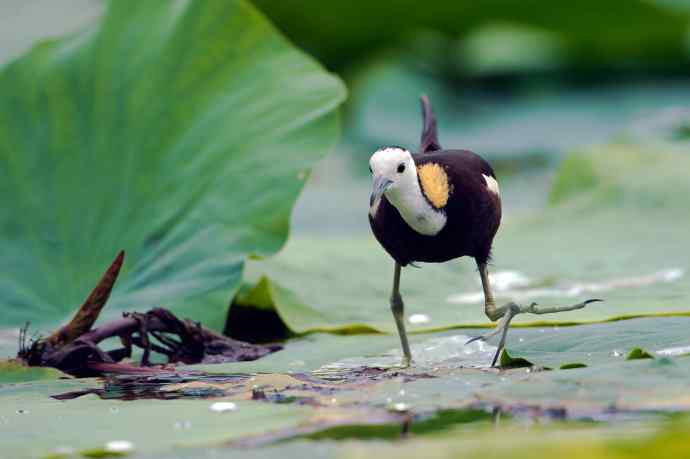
[369,149,501,267]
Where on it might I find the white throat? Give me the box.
[385,170,447,236]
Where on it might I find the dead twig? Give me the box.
[18,251,281,377]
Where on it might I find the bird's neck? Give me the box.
[385,171,447,236]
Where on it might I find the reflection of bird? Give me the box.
[368,96,600,367]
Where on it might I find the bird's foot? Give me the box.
[467,299,603,368]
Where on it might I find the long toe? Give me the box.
[465,327,502,345]
[465,335,485,345]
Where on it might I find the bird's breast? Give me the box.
[395,203,447,236]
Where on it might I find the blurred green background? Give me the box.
[2,0,690,334]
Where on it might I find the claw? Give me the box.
[491,349,502,367]
[465,335,485,345]
[466,324,503,345]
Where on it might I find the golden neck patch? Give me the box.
[417,162,450,208]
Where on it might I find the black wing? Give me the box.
[419,95,442,153]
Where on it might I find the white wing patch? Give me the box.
[482,174,500,195]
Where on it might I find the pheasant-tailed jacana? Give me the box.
[368,96,601,367]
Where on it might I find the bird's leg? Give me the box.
[390,262,412,367]
[468,262,602,367]
[477,262,511,322]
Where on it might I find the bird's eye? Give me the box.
[368,165,373,174]
[397,163,406,173]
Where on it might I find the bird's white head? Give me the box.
[368,147,416,211]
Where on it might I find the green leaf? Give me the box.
[458,22,565,76]
[80,449,129,459]
[303,408,493,441]
[227,276,380,341]
[499,349,535,369]
[333,415,690,459]
[0,379,314,459]
[559,362,588,370]
[627,347,654,360]
[497,317,689,369]
[0,1,346,331]
[0,359,68,383]
[549,155,600,205]
[254,0,690,72]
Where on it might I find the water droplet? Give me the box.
[53,446,75,456]
[655,345,690,356]
[389,402,410,412]
[408,314,431,325]
[15,409,28,415]
[518,338,525,343]
[611,350,623,357]
[105,440,134,453]
[174,420,192,430]
[398,389,406,396]
[210,402,237,413]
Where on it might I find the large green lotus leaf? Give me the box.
[0,1,346,331]
[200,317,690,389]
[231,276,380,336]
[121,319,690,457]
[242,142,690,333]
[0,379,314,459]
[356,321,690,415]
[191,320,690,453]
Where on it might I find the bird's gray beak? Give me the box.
[370,176,393,206]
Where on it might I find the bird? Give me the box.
[367,96,601,367]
